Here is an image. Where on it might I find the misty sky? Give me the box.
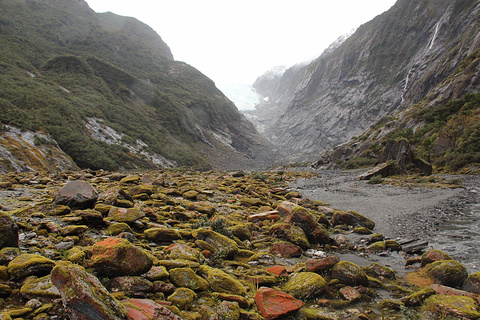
[86,0,397,85]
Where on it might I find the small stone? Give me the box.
[463,272,480,294]
[144,266,169,281]
[267,266,288,277]
[254,287,303,320]
[248,253,276,266]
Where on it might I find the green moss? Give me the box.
[423,295,480,319]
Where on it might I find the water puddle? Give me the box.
[427,203,480,273]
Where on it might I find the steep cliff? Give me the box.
[0,0,276,171]
[249,0,480,160]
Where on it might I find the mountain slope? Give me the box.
[0,0,276,171]
[249,0,480,160]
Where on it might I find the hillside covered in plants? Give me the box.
[0,0,276,172]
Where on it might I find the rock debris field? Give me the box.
[1,168,480,320]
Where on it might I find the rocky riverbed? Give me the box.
[0,169,480,320]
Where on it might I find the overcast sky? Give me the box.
[86,0,396,85]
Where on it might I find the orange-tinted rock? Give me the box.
[51,264,127,320]
[89,237,153,277]
[254,287,303,320]
[122,298,183,320]
[431,284,478,300]
[421,249,453,267]
[339,286,361,301]
[306,256,340,273]
[269,242,302,258]
[54,181,98,209]
[276,201,296,217]
[267,266,288,277]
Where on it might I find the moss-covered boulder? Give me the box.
[20,275,61,299]
[0,212,18,249]
[165,243,204,262]
[167,287,197,309]
[269,223,310,249]
[228,223,252,241]
[423,295,480,319]
[283,272,327,300]
[89,237,153,277]
[330,261,368,286]
[51,264,127,320]
[363,262,396,280]
[192,228,239,258]
[198,265,247,296]
[7,254,56,279]
[169,268,210,291]
[463,272,480,294]
[144,227,182,243]
[423,260,468,287]
[216,301,241,320]
[107,223,134,236]
[331,210,375,230]
[404,287,436,307]
[107,206,145,224]
[421,249,453,267]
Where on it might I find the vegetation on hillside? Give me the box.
[0,0,267,171]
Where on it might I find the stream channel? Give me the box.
[290,169,480,274]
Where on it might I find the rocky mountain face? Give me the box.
[249,0,480,160]
[0,0,276,172]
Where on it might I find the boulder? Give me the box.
[364,263,396,280]
[144,266,169,281]
[339,286,361,302]
[89,237,153,277]
[331,210,375,230]
[0,212,18,249]
[192,228,238,258]
[463,272,480,294]
[269,242,302,258]
[122,298,183,320]
[54,181,98,209]
[20,275,61,299]
[198,265,246,296]
[357,162,400,180]
[165,243,204,262]
[330,261,369,286]
[167,287,197,309]
[423,295,480,319]
[254,287,303,320]
[404,287,436,307]
[421,249,453,267]
[306,256,340,273]
[144,227,182,243]
[105,276,153,297]
[423,260,468,287]
[51,264,127,320]
[269,223,310,249]
[7,254,56,279]
[0,247,20,265]
[282,272,327,300]
[216,301,241,320]
[169,267,210,291]
[107,207,145,224]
